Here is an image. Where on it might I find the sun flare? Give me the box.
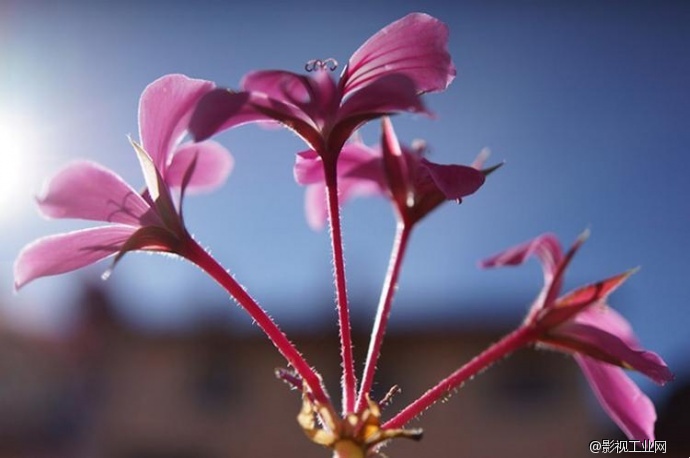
[0,114,37,221]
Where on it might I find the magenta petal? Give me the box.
[480,233,563,280]
[37,161,157,226]
[553,318,673,385]
[14,225,138,289]
[166,140,234,193]
[242,70,312,105]
[575,355,657,441]
[139,74,215,172]
[294,150,324,185]
[343,13,456,96]
[338,74,428,124]
[189,90,263,141]
[422,159,485,200]
[304,184,328,230]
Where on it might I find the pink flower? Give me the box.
[481,232,673,441]
[14,74,233,289]
[294,118,486,229]
[189,13,455,164]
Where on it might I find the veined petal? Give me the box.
[538,269,636,329]
[480,233,564,282]
[189,90,268,141]
[189,89,323,151]
[342,13,455,96]
[575,355,657,441]
[549,318,673,385]
[166,140,234,193]
[422,159,485,200]
[139,74,215,172]
[338,74,428,125]
[37,161,157,226]
[14,225,138,289]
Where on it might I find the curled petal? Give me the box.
[37,161,157,226]
[549,317,673,385]
[14,226,138,289]
[166,140,234,193]
[480,233,564,282]
[342,12,455,96]
[139,74,215,172]
[575,355,657,441]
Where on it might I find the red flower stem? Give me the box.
[181,236,330,406]
[324,160,356,415]
[355,222,411,412]
[383,325,536,429]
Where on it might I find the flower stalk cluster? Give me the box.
[15,12,672,457]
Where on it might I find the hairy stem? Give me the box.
[324,159,356,415]
[356,222,411,411]
[383,326,536,429]
[181,236,330,406]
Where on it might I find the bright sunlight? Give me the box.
[0,113,37,222]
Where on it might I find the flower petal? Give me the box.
[304,184,328,231]
[480,233,564,281]
[549,316,673,385]
[189,89,323,151]
[342,13,456,96]
[14,225,138,289]
[37,161,157,226]
[139,74,215,173]
[539,269,636,329]
[296,144,385,230]
[242,70,312,104]
[294,150,324,185]
[335,74,428,153]
[421,159,485,200]
[166,140,234,193]
[575,355,657,441]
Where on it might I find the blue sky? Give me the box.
[1,0,689,405]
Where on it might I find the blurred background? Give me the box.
[1,0,689,456]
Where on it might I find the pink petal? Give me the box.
[480,233,564,281]
[139,74,215,173]
[242,70,312,104]
[380,117,412,212]
[14,225,138,289]
[338,74,429,124]
[166,140,234,193]
[190,90,323,151]
[575,355,657,441]
[294,150,324,185]
[550,318,673,385]
[296,144,385,230]
[37,161,158,226]
[342,13,456,96]
[539,270,635,329]
[304,184,328,231]
[422,159,485,200]
[243,70,338,121]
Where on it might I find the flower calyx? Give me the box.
[297,389,422,457]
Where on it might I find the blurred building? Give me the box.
[2,283,679,458]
